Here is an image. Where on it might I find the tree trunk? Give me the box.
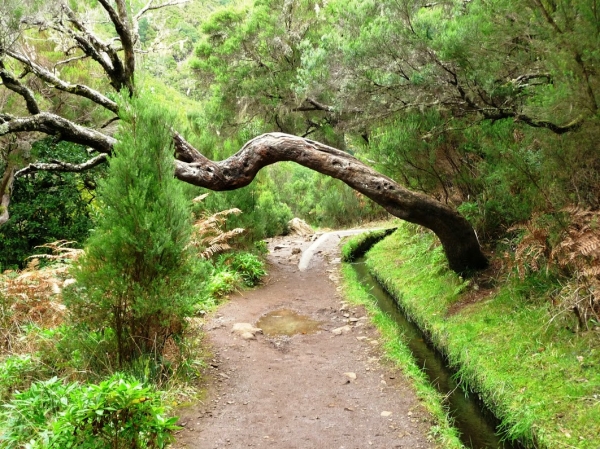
[0,162,16,227]
[173,132,488,273]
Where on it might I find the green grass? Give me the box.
[362,223,600,448]
[341,228,397,262]
[341,233,465,448]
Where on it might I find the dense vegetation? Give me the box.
[0,0,598,447]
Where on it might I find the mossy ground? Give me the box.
[353,223,599,448]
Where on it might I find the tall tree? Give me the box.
[0,0,493,272]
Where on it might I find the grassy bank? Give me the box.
[341,230,466,449]
[355,223,599,448]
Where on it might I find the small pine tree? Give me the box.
[65,93,204,370]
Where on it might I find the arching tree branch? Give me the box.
[173,132,488,273]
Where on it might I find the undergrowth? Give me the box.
[0,225,267,447]
[364,223,600,448]
[0,374,178,448]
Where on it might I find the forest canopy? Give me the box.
[0,0,599,283]
[1,1,599,447]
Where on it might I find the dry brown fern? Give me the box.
[552,207,600,266]
[550,207,600,329]
[508,219,552,278]
[1,246,74,354]
[188,198,245,259]
[28,240,84,262]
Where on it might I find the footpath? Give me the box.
[174,231,436,449]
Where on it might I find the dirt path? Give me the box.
[174,231,436,449]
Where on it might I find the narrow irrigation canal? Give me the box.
[352,259,524,449]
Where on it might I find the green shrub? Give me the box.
[0,140,103,269]
[253,240,268,255]
[201,181,293,242]
[0,377,75,448]
[224,252,266,287]
[0,355,43,400]
[0,374,177,449]
[64,93,209,370]
[205,269,240,298]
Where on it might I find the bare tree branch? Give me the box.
[97,0,135,91]
[7,50,119,113]
[515,114,584,134]
[512,73,553,87]
[135,0,190,20]
[54,54,89,69]
[15,152,108,178]
[0,60,40,114]
[57,1,131,92]
[133,0,192,38]
[0,112,116,153]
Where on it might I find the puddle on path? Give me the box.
[256,309,321,337]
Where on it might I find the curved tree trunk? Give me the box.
[173,132,488,273]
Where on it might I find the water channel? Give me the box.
[352,259,524,449]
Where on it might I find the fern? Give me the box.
[510,208,600,329]
[189,196,245,259]
[28,240,83,262]
[508,219,551,277]
[550,208,600,329]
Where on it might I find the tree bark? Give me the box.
[0,164,16,227]
[173,132,488,273]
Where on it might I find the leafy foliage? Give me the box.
[0,140,102,270]
[222,252,266,287]
[64,93,207,371]
[0,374,177,449]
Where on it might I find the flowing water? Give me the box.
[352,260,524,449]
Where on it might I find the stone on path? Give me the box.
[287,217,313,236]
[344,372,357,381]
[331,325,352,335]
[231,323,262,340]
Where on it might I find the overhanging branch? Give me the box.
[7,50,119,113]
[0,112,116,153]
[173,132,488,273]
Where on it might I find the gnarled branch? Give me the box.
[0,112,116,153]
[0,164,16,226]
[173,132,488,273]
